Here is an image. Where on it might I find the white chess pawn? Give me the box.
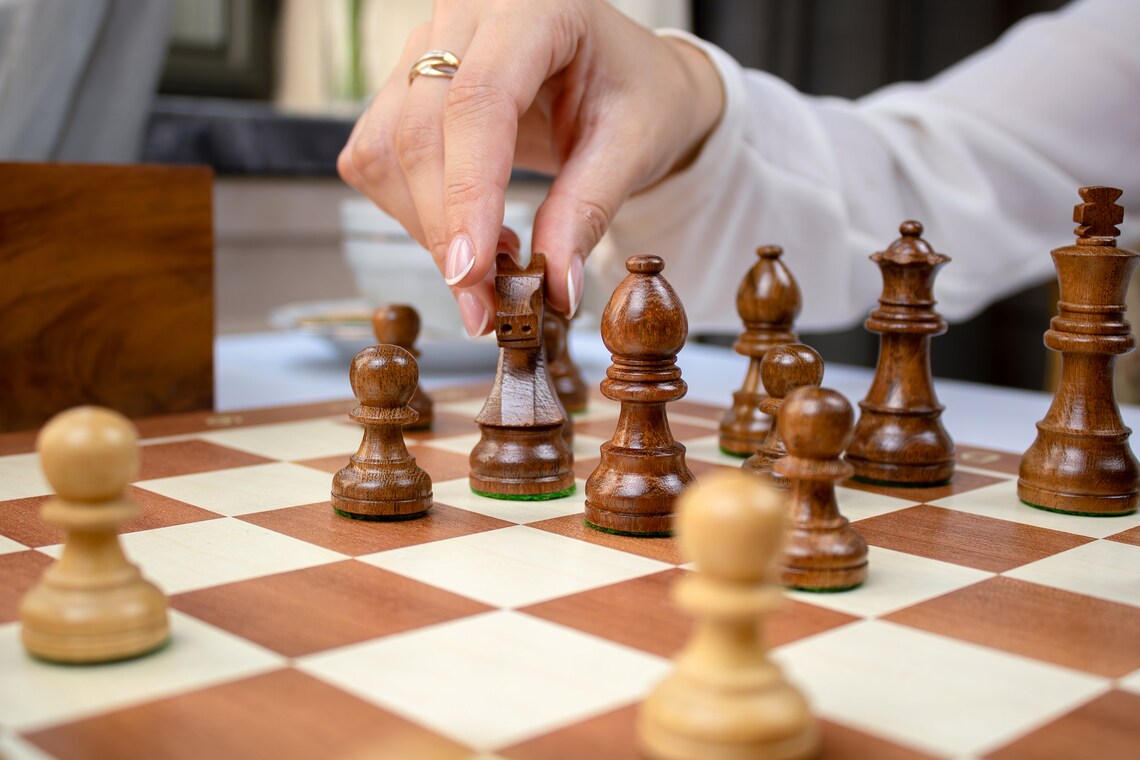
[638,472,818,760]
[20,407,169,663]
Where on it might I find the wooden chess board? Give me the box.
[1,383,1138,759]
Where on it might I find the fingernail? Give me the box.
[457,291,488,338]
[444,234,475,285]
[567,255,584,319]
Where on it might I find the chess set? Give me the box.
[1,189,1139,759]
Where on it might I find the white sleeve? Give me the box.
[601,0,1140,332]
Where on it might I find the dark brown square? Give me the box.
[0,550,53,623]
[136,440,274,480]
[842,468,1006,502]
[238,501,510,556]
[885,576,1140,677]
[529,513,682,564]
[404,411,478,440]
[23,668,472,760]
[0,488,219,547]
[171,560,492,657]
[984,690,1140,759]
[1106,525,1140,547]
[852,504,1091,572]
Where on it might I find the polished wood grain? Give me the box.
[885,576,1140,678]
[373,304,434,430]
[743,343,824,488]
[585,256,694,535]
[0,163,213,432]
[720,245,802,455]
[1019,187,1140,515]
[0,551,53,624]
[470,252,575,498]
[985,690,1140,760]
[136,440,274,480]
[775,387,868,591]
[25,669,472,760]
[528,515,683,564]
[846,221,955,486]
[853,504,1091,572]
[331,345,433,519]
[171,560,492,657]
[240,500,510,556]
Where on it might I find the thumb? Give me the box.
[533,139,640,318]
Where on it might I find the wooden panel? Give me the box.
[0,163,214,431]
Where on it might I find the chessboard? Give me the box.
[1,383,1139,760]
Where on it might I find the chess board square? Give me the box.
[833,485,924,521]
[0,731,52,760]
[528,514,682,564]
[136,440,274,480]
[172,560,492,657]
[884,576,1140,678]
[683,435,747,467]
[665,412,721,430]
[772,620,1109,757]
[930,480,1140,538]
[667,399,726,421]
[239,501,512,556]
[0,454,49,500]
[570,397,622,422]
[852,504,1092,572]
[198,418,361,460]
[39,519,345,594]
[521,569,859,659]
[0,551,52,624]
[0,533,26,555]
[22,669,472,760]
[785,546,993,618]
[984,690,1140,760]
[1120,668,1140,695]
[359,525,670,608]
[404,410,483,440]
[298,610,669,750]
[842,468,1007,503]
[0,489,220,548]
[1107,524,1140,546]
[0,612,284,732]
[1003,540,1140,608]
[956,446,1021,475]
[431,477,586,524]
[135,462,334,516]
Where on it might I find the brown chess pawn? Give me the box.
[743,343,824,489]
[373,304,433,431]
[638,472,819,760]
[1019,186,1140,516]
[470,252,575,500]
[332,344,433,519]
[543,304,588,415]
[720,246,802,456]
[542,299,576,447]
[846,221,955,486]
[585,256,695,535]
[20,407,169,663]
[775,387,868,591]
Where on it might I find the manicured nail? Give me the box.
[566,255,584,319]
[444,234,475,285]
[457,290,488,338]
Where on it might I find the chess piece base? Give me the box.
[639,676,819,760]
[584,441,693,535]
[469,425,575,499]
[779,562,867,593]
[846,455,953,487]
[719,389,771,457]
[331,492,433,519]
[1017,483,1138,516]
[21,581,169,664]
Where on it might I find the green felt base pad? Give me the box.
[584,520,673,538]
[852,475,951,489]
[787,582,864,594]
[472,484,577,501]
[1019,499,1136,517]
[334,508,431,522]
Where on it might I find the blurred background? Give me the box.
[5,0,1097,392]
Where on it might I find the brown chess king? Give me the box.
[1019,186,1140,516]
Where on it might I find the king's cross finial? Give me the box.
[1074,186,1124,245]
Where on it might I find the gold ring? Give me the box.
[408,49,461,84]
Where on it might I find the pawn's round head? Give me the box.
[778,386,853,459]
[350,344,418,409]
[372,304,420,348]
[676,473,787,583]
[761,343,823,398]
[37,406,139,502]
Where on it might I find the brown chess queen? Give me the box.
[585,256,695,535]
[846,221,955,486]
[1019,187,1140,516]
[469,252,575,500]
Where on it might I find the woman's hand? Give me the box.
[338,0,723,336]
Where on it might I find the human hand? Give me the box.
[338,0,723,337]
